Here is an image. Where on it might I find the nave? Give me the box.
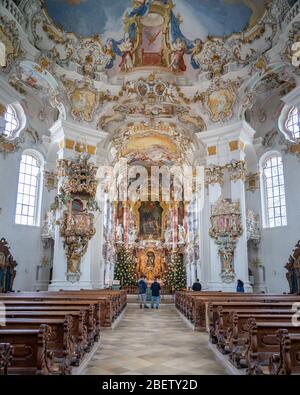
[81,305,227,376]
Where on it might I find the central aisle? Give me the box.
[81,305,227,375]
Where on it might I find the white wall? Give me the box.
[0,146,56,291]
[246,141,300,293]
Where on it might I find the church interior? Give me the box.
[0,0,300,377]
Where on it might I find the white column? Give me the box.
[198,121,255,292]
[231,178,252,292]
[49,120,108,290]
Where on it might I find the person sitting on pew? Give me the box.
[236,279,245,293]
[192,279,202,292]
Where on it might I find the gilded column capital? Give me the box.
[205,165,224,188]
[226,160,246,182]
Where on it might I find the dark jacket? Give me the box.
[192,282,202,291]
[151,281,161,297]
[138,279,147,294]
[237,281,245,293]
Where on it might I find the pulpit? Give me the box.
[0,238,17,293]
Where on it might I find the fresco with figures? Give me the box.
[44,0,269,73]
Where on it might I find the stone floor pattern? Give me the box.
[81,305,227,375]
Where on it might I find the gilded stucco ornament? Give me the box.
[245,172,260,192]
[98,74,205,131]
[44,171,58,192]
[62,77,116,122]
[194,78,241,123]
[56,153,99,283]
[205,165,224,187]
[282,21,300,69]
[0,16,22,72]
[209,198,243,284]
[226,160,247,182]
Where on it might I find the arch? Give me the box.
[259,150,287,229]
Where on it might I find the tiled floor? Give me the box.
[81,305,227,375]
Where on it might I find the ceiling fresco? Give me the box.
[44,0,268,39]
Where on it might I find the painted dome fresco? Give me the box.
[44,0,269,39]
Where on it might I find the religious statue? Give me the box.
[116,223,124,243]
[170,38,187,73]
[164,227,172,244]
[118,34,134,72]
[178,224,186,244]
[146,252,155,269]
[128,227,137,245]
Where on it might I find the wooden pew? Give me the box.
[269,329,300,375]
[5,310,90,365]
[1,293,113,328]
[246,319,300,375]
[0,325,52,375]
[226,312,293,369]
[0,343,12,375]
[209,302,295,342]
[194,296,299,331]
[3,316,74,375]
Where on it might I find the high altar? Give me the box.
[115,196,190,281]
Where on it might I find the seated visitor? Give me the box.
[192,279,202,291]
[236,279,245,293]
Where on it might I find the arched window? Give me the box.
[15,152,43,226]
[0,103,26,140]
[286,107,300,140]
[261,152,287,228]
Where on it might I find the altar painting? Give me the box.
[139,202,163,239]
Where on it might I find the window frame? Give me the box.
[15,150,44,227]
[260,151,287,229]
[286,106,300,140]
[0,102,26,141]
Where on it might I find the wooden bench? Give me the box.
[5,309,91,365]
[226,312,294,369]
[269,330,300,375]
[193,296,299,330]
[246,320,300,375]
[0,343,12,375]
[3,316,74,375]
[0,325,52,375]
[1,293,115,328]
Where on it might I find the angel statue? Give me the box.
[128,227,137,245]
[178,224,186,244]
[164,227,172,244]
[116,223,124,243]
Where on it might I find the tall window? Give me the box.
[286,107,300,140]
[261,153,287,228]
[15,153,43,226]
[0,104,20,139]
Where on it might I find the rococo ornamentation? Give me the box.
[209,198,243,283]
[205,165,224,187]
[56,152,99,283]
[226,160,247,182]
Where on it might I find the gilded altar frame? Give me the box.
[130,200,170,241]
